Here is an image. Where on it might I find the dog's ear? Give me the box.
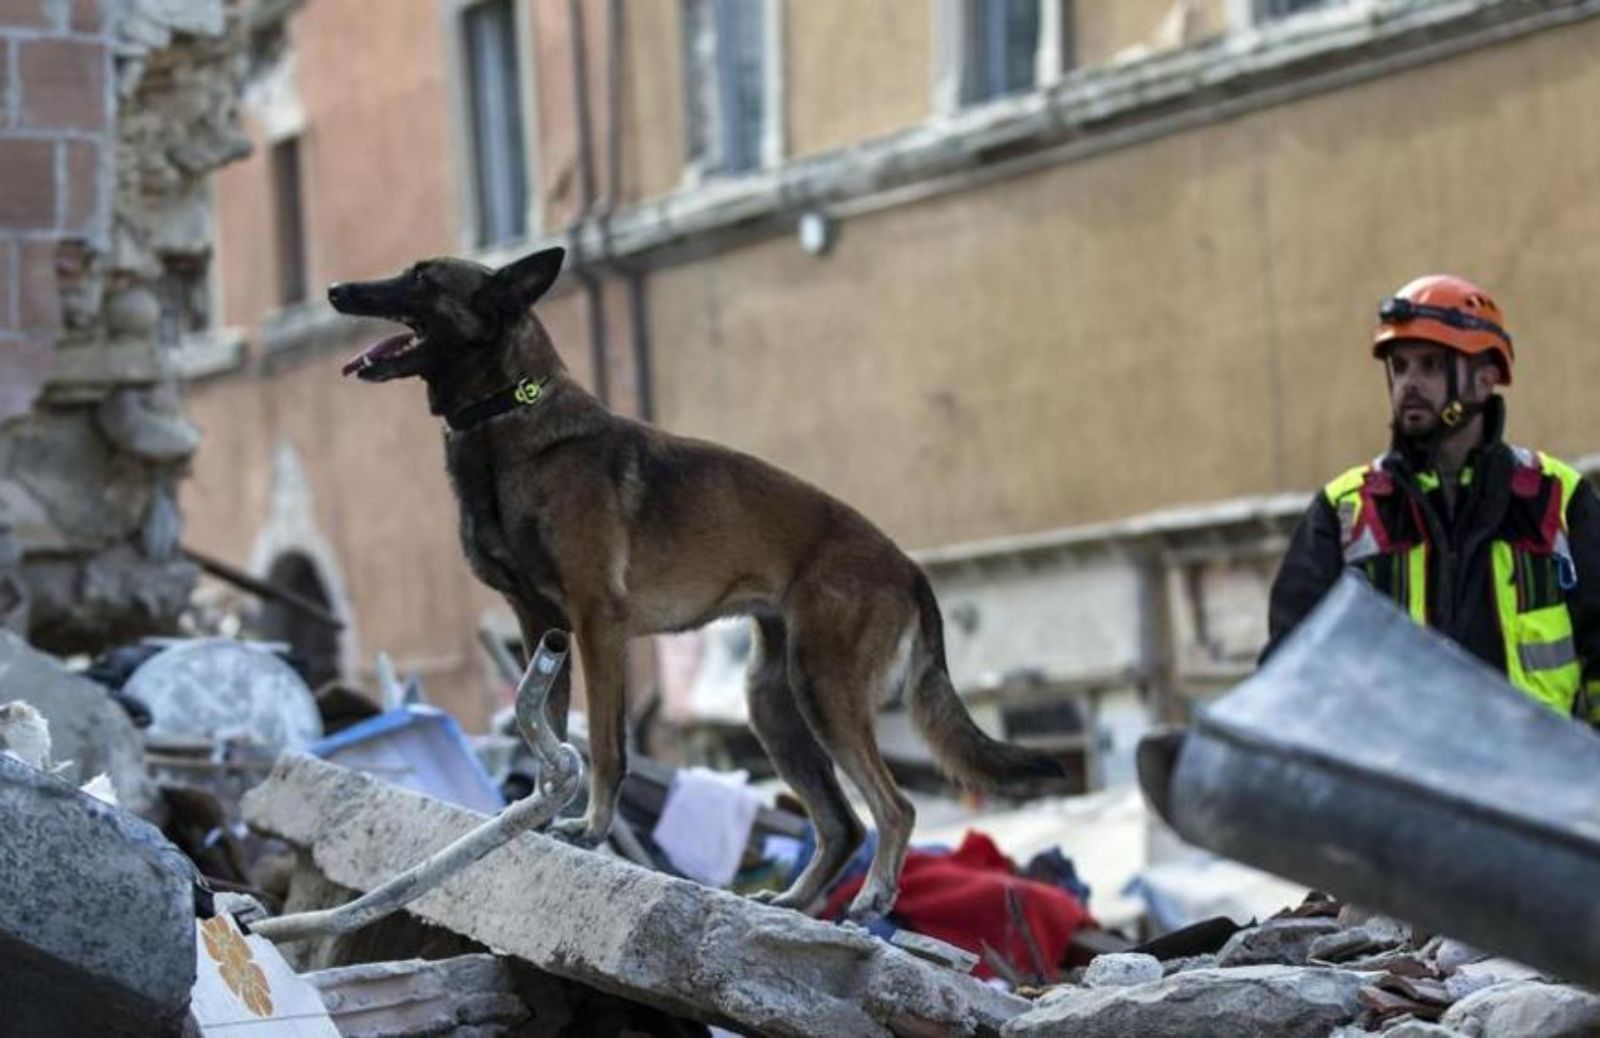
[480,247,565,318]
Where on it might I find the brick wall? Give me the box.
[0,0,112,420]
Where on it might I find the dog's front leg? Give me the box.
[551,608,627,849]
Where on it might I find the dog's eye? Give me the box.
[410,269,425,284]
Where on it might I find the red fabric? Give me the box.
[820,831,1094,982]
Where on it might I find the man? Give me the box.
[1264,274,1600,725]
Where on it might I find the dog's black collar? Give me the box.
[445,376,551,432]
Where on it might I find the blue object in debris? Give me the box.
[306,705,505,814]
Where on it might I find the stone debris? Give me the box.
[244,753,1030,1037]
[1215,916,1343,967]
[1082,951,1163,988]
[0,752,196,1037]
[1004,964,1370,1038]
[302,954,531,1037]
[1439,979,1600,1038]
[0,628,157,815]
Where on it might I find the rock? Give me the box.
[97,387,202,462]
[1383,1023,1471,1038]
[104,287,162,336]
[303,955,531,1037]
[244,755,1028,1038]
[1160,953,1217,975]
[0,754,195,1036]
[1001,965,1367,1038]
[1428,937,1488,974]
[1216,918,1344,967]
[1083,953,1163,988]
[1310,928,1378,963]
[0,630,157,816]
[1439,979,1600,1038]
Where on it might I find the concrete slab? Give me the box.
[244,754,1029,1037]
[0,627,158,815]
[0,753,196,1036]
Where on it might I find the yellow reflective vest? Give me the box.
[1324,446,1591,717]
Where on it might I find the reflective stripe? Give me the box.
[1405,545,1427,624]
[1519,637,1578,672]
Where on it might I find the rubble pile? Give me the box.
[1004,896,1600,1038]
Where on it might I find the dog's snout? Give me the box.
[327,282,348,306]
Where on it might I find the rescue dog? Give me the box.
[329,247,1064,920]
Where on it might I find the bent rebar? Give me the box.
[252,631,581,943]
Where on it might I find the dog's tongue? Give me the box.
[341,333,413,377]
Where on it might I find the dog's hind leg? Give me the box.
[551,607,628,848]
[743,616,865,910]
[786,592,918,925]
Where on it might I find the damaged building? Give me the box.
[175,0,1600,786]
[8,0,1600,1035]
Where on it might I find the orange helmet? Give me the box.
[1372,274,1514,385]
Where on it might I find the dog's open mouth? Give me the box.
[341,332,422,379]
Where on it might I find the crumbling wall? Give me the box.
[0,0,252,653]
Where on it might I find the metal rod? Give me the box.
[183,547,344,630]
[252,631,581,943]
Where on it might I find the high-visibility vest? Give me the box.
[1324,447,1584,715]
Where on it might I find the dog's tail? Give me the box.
[907,572,1070,794]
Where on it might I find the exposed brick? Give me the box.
[61,138,99,234]
[0,138,56,230]
[69,0,107,35]
[17,38,106,133]
[0,0,54,31]
[17,237,60,333]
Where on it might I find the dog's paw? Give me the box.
[548,817,606,849]
[843,885,895,927]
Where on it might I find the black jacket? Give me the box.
[1264,400,1600,711]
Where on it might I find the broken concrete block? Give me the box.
[0,628,158,815]
[1378,1024,1471,1038]
[1083,952,1163,988]
[0,753,196,1036]
[97,385,202,462]
[891,928,979,974]
[1160,953,1218,975]
[302,955,530,1037]
[1001,965,1367,1038]
[1439,979,1600,1038]
[243,755,1028,1038]
[1216,918,1344,967]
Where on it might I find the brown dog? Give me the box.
[330,247,1064,920]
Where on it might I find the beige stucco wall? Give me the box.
[621,0,686,202]
[647,20,1600,551]
[787,2,933,159]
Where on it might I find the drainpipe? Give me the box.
[566,0,609,404]
[597,0,654,421]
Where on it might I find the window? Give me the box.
[463,0,529,247]
[271,136,307,307]
[963,0,1039,104]
[682,0,777,177]
[941,1,1073,112]
[1255,0,1339,20]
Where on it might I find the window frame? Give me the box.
[680,0,786,183]
[442,0,542,253]
[935,0,1073,116]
